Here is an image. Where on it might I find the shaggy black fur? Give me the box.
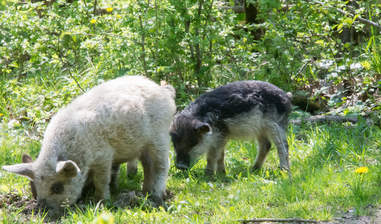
[171,81,292,169]
[182,80,291,125]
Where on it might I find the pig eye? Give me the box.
[50,182,64,194]
[170,132,178,140]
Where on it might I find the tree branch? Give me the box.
[57,34,85,93]
[290,115,358,125]
[312,0,381,31]
[294,59,312,78]
[238,218,319,223]
[184,19,195,60]
[93,0,97,15]
[219,6,245,13]
[194,0,204,78]
[138,14,148,76]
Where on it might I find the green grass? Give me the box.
[0,0,380,222]
[0,117,380,223]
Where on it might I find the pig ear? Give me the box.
[2,163,34,180]
[56,160,80,178]
[194,121,212,135]
[22,154,33,163]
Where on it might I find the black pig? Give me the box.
[170,80,292,175]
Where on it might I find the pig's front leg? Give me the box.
[206,139,227,176]
[127,159,138,177]
[92,158,112,201]
[110,163,120,192]
[141,140,169,206]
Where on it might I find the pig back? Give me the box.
[40,76,175,164]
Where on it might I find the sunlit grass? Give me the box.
[0,118,380,223]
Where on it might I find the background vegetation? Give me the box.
[0,0,380,223]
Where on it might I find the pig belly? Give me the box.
[224,109,265,140]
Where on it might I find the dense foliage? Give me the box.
[1,0,380,118]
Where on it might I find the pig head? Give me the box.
[2,154,84,214]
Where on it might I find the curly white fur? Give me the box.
[3,76,176,213]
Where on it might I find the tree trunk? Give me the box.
[244,0,263,40]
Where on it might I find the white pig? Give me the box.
[2,75,176,214]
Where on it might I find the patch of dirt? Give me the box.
[113,189,174,209]
[0,187,175,211]
[0,191,38,215]
[321,206,381,224]
[164,189,175,201]
[113,190,143,208]
[0,188,175,220]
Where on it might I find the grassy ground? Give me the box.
[0,0,380,222]
[0,114,380,223]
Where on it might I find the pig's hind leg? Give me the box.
[267,122,290,172]
[109,160,138,193]
[127,159,138,177]
[252,135,271,170]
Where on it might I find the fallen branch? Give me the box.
[290,115,358,125]
[219,6,245,13]
[58,57,85,93]
[238,218,319,223]
[312,0,381,31]
[294,59,312,78]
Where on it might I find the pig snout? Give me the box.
[37,198,47,209]
[37,198,61,210]
[175,159,189,170]
[176,163,189,170]
[37,198,55,210]
[37,198,64,218]
[175,152,191,170]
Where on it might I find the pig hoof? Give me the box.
[280,167,292,179]
[45,208,63,221]
[204,169,215,176]
[216,169,226,176]
[251,165,262,172]
[127,168,138,177]
[95,191,110,202]
[149,195,167,209]
[110,182,119,193]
